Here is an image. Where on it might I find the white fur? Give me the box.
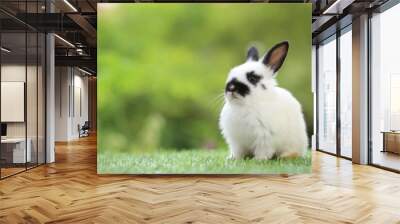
[219,60,308,160]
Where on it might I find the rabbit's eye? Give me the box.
[246,71,261,86]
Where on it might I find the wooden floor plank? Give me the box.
[1,134,400,223]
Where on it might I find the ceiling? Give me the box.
[0,0,392,74]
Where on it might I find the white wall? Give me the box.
[72,73,89,138]
[1,65,38,137]
[55,66,70,141]
[1,65,26,140]
[1,65,25,81]
[55,67,89,141]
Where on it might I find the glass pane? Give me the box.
[26,0,38,169]
[317,36,337,154]
[27,31,38,169]
[371,4,400,171]
[1,31,27,177]
[38,33,45,165]
[340,29,352,158]
[0,1,46,178]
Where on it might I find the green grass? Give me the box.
[98,149,311,174]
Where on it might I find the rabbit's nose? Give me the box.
[226,83,236,92]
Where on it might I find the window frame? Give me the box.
[0,1,48,180]
[367,0,400,173]
[315,22,353,161]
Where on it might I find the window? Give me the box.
[317,36,337,154]
[339,28,352,158]
[371,3,400,171]
[0,2,46,179]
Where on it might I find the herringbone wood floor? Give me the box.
[1,135,400,224]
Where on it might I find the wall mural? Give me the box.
[98,3,312,174]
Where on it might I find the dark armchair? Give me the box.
[79,121,90,138]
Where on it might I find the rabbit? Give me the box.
[219,41,308,160]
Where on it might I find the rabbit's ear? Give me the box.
[246,46,259,61]
[262,41,289,73]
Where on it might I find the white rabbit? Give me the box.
[219,41,308,160]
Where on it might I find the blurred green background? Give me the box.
[98,3,312,154]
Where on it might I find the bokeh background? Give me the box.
[98,4,312,156]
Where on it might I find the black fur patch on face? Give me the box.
[246,71,262,86]
[225,78,250,97]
